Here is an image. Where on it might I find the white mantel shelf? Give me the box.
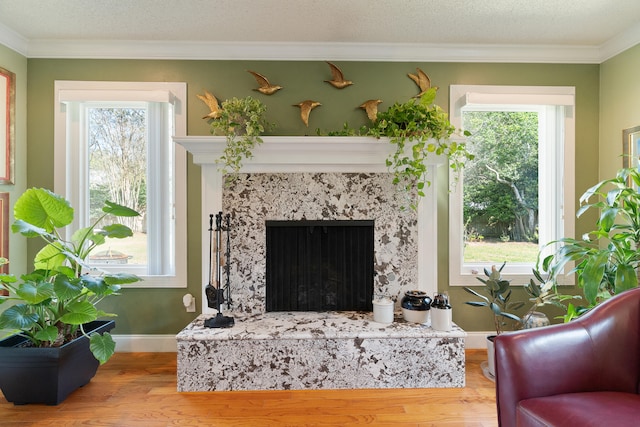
[174,135,444,314]
[174,135,446,173]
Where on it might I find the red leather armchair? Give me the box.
[494,286,640,427]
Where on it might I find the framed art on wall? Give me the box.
[623,125,640,170]
[0,67,15,184]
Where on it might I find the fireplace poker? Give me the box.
[204,212,234,328]
[225,213,232,310]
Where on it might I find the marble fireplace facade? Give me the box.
[223,172,417,316]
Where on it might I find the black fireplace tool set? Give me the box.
[204,211,235,328]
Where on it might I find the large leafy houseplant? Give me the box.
[541,165,640,312]
[368,89,473,209]
[210,96,274,180]
[0,188,140,364]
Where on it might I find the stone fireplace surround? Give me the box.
[174,136,465,391]
[175,135,442,311]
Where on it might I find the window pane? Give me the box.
[88,107,148,266]
[461,110,539,265]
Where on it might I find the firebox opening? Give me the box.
[265,220,374,312]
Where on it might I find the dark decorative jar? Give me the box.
[401,290,432,323]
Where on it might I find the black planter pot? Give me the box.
[0,320,115,405]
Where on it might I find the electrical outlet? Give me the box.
[182,293,196,312]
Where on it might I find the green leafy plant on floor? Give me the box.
[522,268,574,324]
[0,188,141,364]
[209,96,275,181]
[463,262,525,335]
[541,165,640,313]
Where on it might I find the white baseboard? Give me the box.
[112,332,490,352]
[464,332,491,349]
[113,334,177,352]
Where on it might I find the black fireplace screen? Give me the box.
[265,220,374,312]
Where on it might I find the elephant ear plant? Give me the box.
[0,188,140,364]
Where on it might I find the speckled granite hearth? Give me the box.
[176,311,466,391]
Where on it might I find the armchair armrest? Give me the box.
[494,287,640,427]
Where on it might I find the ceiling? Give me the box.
[1,0,639,63]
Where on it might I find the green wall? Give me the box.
[600,44,640,181]
[22,59,601,334]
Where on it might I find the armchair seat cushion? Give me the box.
[517,392,640,427]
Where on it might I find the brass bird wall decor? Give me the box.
[247,70,283,95]
[293,100,322,127]
[197,90,222,120]
[359,99,383,122]
[407,68,437,97]
[324,61,353,89]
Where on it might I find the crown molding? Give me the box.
[598,21,640,62]
[2,39,608,63]
[0,22,28,56]
[2,31,639,63]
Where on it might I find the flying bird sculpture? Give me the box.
[247,70,283,95]
[359,99,383,122]
[197,90,222,120]
[324,61,353,89]
[407,68,436,97]
[293,100,321,127]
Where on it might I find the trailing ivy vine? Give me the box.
[367,89,473,209]
[209,96,274,181]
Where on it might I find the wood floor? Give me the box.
[1,349,498,427]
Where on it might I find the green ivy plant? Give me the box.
[209,96,274,181]
[0,188,140,364]
[367,89,473,209]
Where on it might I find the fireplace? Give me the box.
[265,220,374,312]
[173,135,444,315]
[174,136,466,393]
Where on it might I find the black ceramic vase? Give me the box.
[401,290,432,323]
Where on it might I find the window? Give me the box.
[449,85,575,285]
[54,81,187,288]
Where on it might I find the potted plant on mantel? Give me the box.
[367,88,474,210]
[0,188,140,405]
[209,96,275,183]
[210,90,473,209]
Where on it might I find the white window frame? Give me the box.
[448,85,575,286]
[54,81,187,288]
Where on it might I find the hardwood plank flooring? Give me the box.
[0,349,498,426]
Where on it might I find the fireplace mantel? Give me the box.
[174,135,445,313]
[174,135,447,172]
